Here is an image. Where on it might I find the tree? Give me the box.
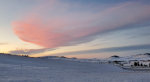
[137,62,140,66]
[134,62,137,66]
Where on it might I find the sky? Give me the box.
[0,0,150,59]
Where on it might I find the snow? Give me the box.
[105,53,150,62]
[0,55,150,82]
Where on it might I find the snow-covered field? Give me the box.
[0,55,150,82]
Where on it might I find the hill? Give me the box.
[0,53,150,82]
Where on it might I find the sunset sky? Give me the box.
[0,0,150,58]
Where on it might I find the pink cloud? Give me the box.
[12,1,150,48]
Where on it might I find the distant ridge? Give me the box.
[106,53,150,61]
[0,53,29,57]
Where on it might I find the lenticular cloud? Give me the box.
[12,1,150,48]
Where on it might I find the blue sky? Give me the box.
[0,0,150,58]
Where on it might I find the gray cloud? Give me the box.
[51,44,150,56]
[9,48,55,55]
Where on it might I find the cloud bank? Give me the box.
[10,48,54,55]
[50,44,150,56]
[12,1,150,48]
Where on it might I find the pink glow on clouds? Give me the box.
[12,1,150,48]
